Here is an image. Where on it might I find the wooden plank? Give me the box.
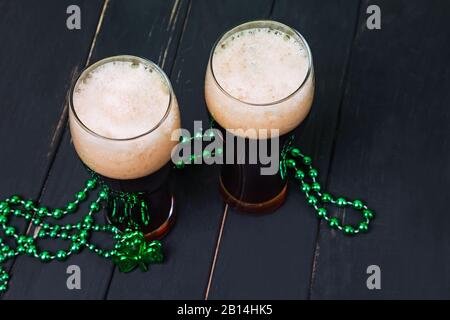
[310,0,450,299]
[4,0,190,299]
[0,0,104,298]
[208,0,361,299]
[105,0,275,299]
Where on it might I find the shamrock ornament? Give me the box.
[112,230,163,273]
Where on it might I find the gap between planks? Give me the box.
[30,0,111,238]
[205,204,229,300]
[306,0,364,299]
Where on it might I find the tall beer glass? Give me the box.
[69,55,180,239]
[205,21,314,213]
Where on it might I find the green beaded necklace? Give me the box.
[0,130,374,294]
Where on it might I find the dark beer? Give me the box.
[99,163,174,239]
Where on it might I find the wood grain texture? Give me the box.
[4,0,190,299]
[208,0,361,299]
[310,0,450,299]
[106,0,275,300]
[0,0,104,298]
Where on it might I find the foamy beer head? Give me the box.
[205,20,314,138]
[69,56,180,180]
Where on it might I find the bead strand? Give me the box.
[286,147,375,236]
[0,180,126,294]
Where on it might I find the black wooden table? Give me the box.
[0,0,449,300]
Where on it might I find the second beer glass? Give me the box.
[205,20,315,213]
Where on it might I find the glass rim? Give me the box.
[208,20,313,107]
[69,55,174,142]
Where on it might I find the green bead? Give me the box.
[343,225,356,236]
[352,200,364,210]
[98,190,108,200]
[7,250,15,258]
[17,235,28,244]
[37,207,49,217]
[70,243,81,253]
[86,179,97,190]
[359,222,369,233]
[26,246,37,256]
[79,230,88,239]
[336,197,347,207]
[90,202,100,213]
[0,273,9,281]
[312,182,321,192]
[39,251,52,262]
[290,148,302,157]
[0,285,7,292]
[76,191,87,201]
[13,209,22,216]
[328,217,340,229]
[16,245,26,254]
[66,202,77,213]
[0,201,8,210]
[56,250,67,261]
[301,183,311,193]
[84,216,94,225]
[303,156,312,165]
[294,170,305,180]
[175,160,185,169]
[103,252,111,258]
[309,169,318,178]
[317,208,327,218]
[60,231,69,240]
[202,150,211,158]
[363,209,374,220]
[0,215,7,224]
[9,195,21,204]
[0,256,6,263]
[32,217,41,225]
[5,226,15,237]
[24,200,34,210]
[25,237,34,245]
[308,195,318,206]
[286,159,296,168]
[53,209,64,219]
[41,223,50,230]
[38,230,46,238]
[49,230,58,238]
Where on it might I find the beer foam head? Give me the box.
[205,21,314,138]
[73,59,170,139]
[70,56,180,180]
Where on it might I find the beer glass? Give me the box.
[205,20,314,213]
[69,55,180,240]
